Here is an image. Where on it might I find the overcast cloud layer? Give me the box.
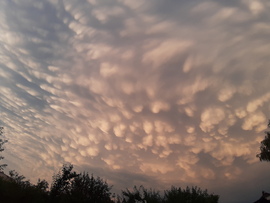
[1,0,270,202]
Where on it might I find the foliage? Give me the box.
[164,186,219,203]
[0,170,48,203]
[70,172,113,203]
[9,170,30,186]
[50,163,113,203]
[36,178,49,192]
[122,185,162,203]
[257,120,270,162]
[121,185,218,203]
[0,165,220,203]
[50,164,79,202]
[0,127,8,171]
[0,127,220,202]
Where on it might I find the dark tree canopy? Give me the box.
[122,185,162,203]
[50,163,78,202]
[0,126,220,202]
[0,170,49,203]
[0,161,220,202]
[0,127,8,171]
[122,185,219,203]
[164,186,219,203]
[257,120,270,162]
[50,164,113,203]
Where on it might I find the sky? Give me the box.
[0,0,270,202]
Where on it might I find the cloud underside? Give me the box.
[1,0,270,194]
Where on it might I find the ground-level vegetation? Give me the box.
[0,164,219,203]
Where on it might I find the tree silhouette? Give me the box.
[50,164,79,202]
[257,120,270,162]
[122,185,219,203]
[36,178,49,192]
[9,170,30,187]
[50,164,113,203]
[164,186,219,203]
[0,170,49,203]
[0,127,8,171]
[0,160,220,202]
[70,172,113,203]
[122,185,161,203]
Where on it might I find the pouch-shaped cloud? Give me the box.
[143,121,153,134]
[242,111,266,132]
[150,101,170,113]
[140,161,174,175]
[177,152,199,175]
[218,85,236,102]
[100,63,119,78]
[246,93,270,113]
[142,40,193,68]
[200,107,226,133]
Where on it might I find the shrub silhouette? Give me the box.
[50,164,113,203]
[0,161,219,202]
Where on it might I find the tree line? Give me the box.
[0,163,219,203]
[0,127,219,202]
[1,119,270,203]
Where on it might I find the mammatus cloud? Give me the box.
[1,0,270,202]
